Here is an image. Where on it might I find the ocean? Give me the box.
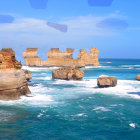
[0,59,140,140]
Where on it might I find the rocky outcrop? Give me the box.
[23,47,99,67]
[0,48,31,100]
[23,70,32,81]
[52,66,84,80]
[136,75,140,81]
[97,76,117,88]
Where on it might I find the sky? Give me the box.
[0,0,140,63]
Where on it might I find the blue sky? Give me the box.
[0,0,140,62]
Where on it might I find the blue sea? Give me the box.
[1,59,140,140]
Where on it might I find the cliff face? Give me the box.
[23,47,99,67]
[0,48,31,100]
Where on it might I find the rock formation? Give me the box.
[97,76,117,88]
[0,48,31,100]
[52,66,84,80]
[23,47,99,67]
[23,70,32,81]
[136,75,140,81]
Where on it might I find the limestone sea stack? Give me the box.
[0,48,31,100]
[23,47,99,67]
[136,75,140,81]
[52,66,84,80]
[97,76,117,88]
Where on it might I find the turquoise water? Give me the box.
[1,59,140,140]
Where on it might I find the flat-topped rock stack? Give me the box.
[97,76,117,88]
[0,48,31,100]
[52,66,84,80]
[23,47,99,67]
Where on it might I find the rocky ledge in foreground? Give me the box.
[52,66,84,80]
[97,76,117,88]
[0,48,31,100]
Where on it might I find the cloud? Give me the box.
[88,0,114,7]
[28,0,48,9]
[47,22,68,33]
[0,14,14,23]
[0,12,126,49]
[96,18,128,30]
[0,15,117,36]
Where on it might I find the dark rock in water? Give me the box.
[97,76,117,88]
[0,48,31,100]
[52,66,84,80]
[23,70,32,81]
[136,75,140,81]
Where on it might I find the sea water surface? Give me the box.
[0,59,140,140]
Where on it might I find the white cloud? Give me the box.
[0,12,125,48]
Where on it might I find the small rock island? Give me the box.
[0,48,31,100]
[23,47,99,67]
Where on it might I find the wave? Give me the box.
[0,111,14,122]
[53,79,140,99]
[92,106,111,112]
[0,84,55,106]
[29,84,53,93]
[0,78,140,107]
[22,66,59,72]
[34,76,52,80]
[0,94,54,107]
[129,123,136,128]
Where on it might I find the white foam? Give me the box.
[129,123,135,128]
[37,113,43,118]
[84,66,95,69]
[98,75,109,77]
[92,106,111,112]
[75,113,87,117]
[53,78,140,99]
[0,111,14,122]
[34,76,51,80]
[29,84,53,93]
[22,66,59,72]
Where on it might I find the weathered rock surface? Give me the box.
[23,70,32,81]
[23,47,99,67]
[52,66,84,80]
[97,76,117,88]
[0,48,31,100]
[136,75,140,81]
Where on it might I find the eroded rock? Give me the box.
[136,75,140,81]
[97,76,117,88]
[23,47,99,67]
[52,66,84,80]
[23,70,32,81]
[0,48,31,100]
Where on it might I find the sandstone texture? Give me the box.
[136,75,140,81]
[0,48,31,100]
[97,76,117,88]
[23,70,32,81]
[23,47,99,67]
[52,66,84,80]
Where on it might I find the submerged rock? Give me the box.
[23,70,32,81]
[52,66,84,80]
[97,76,117,88]
[0,48,31,100]
[136,75,140,81]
